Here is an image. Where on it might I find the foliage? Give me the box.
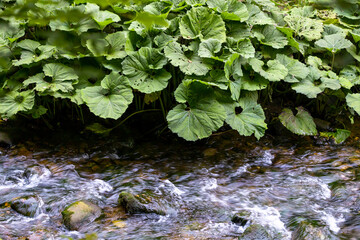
[0,0,359,142]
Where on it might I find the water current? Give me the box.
[0,133,359,239]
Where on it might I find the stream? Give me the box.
[0,132,359,239]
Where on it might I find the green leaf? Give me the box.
[85,3,120,30]
[17,39,40,52]
[167,101,226,141]
[246,3,275,26]
[256,25,288,49]
[236,39,255,59]
[0,90,35,118]
[276,54,310,83]
[315,33,353,53]
[225,53,243,101]
[320,129,351,144]
[284,8,324,41]
[13,40,56,66]
[81,72,133,119]
[179,7,226,42]
[198,39,222,59]
[226,22,251,41]
[167,80,226,141]
[86,32,127,60]
[225,99,267,140]
[346,44,360,62]
[49,6,98,34]
[207,0,249,22]
[277,27,304,54]
[185,0,206,6]
[24,63,78,93]
[249,58,288,82]
[339,66,360,89]
[241,74,269,91]
[350,28,360,43]
[29,105,47,119]
[279,107,318,136]
[122,47,171,93]
[291,67,340,98]
[164,41,211,76]
[346,93,360,116]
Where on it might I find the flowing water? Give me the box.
[0,132,359,239]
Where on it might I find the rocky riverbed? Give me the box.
[0,130,359,239]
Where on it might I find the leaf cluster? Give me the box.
[1,0,360,142]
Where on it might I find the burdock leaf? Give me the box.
[81,72,133,119]
[0,90,35,117]
[179,7,226,42]
[122,47,171,93]
[315,33,353,53]
[164,41,211,76]
[279,107,318,135]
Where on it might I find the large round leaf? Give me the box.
[179,7,226,42]
[249,58,288,82]
[122,47,171,93]
[0,90,35,117]
[24,63,78,93]
[346,93,360,116]
[167,80,226,141]
[167,100,226,141]
[207,0,249,22]
[276,54,310,83]
[164,41,211,76]
[279,107,318,136]
[291,67,340,98]
[315,33,353,53]
[225,100,267,140]
[81,72,133,119]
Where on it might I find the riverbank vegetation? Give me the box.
[0,0,360,142]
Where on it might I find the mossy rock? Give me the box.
[290,218,336,240]
[118,191,166,215]
[232,210,251,226]
[239,224,272,240]
[62,200,102,230]
[11,195,40,217]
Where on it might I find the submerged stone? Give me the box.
[62,200,102,230]
[11,195,41,217]
[291,220,335,240]
[239,224,272,240]
[232,210,251,226]
[23,165,49,183]
[118,191,166,215]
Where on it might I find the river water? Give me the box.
[0,132,359,239]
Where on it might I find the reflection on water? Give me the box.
[0,133,359,239]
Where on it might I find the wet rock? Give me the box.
[62,200,102,230]
[239,224,272,240]
[23,165,49,183]
[340,214,360,239]
[232,210,251,226]
[291,220,335,240]
[11,195,41,217]
[118,191,166,215]
[0,131,11,146]
[203,148,217,157]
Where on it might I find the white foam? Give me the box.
[201,178,218,191]
[231,164,249,177]
[163,179,185,195]
[316,210,345,233]
[258,150,274,165]
[82,179,113,198]
[242,205,291,239]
